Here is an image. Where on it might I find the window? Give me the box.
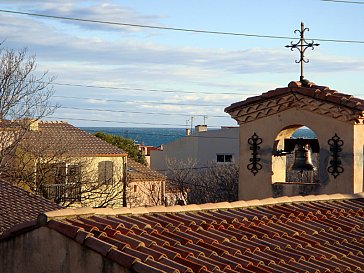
[36,162,66,185]
[216,154,233,163]
[98,161,114,184]
[37,162,81,184]
[53,163,67,184]
[134,185,138,193]
[67,164,81,184]
[37,162,81,202]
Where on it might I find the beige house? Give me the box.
[3,120,166,208]
[226,80,364,200]
[12,120,129,208]
[150,125,239,172]
[126,158,166,207]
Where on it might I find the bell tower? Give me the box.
[225,80,364,200]
[225,23,364,200]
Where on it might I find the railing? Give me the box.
[40,183,81,202]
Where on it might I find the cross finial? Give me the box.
[285,22,320,83]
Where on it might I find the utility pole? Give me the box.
[190,116,194,133]
[122,158,127,207]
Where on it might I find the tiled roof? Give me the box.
[127,158,166,182]
[225,81,364,116]
[22,121,127,156]
[27,193,364,272]
[0,179,62,236]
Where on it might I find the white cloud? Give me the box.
[2,1,364,128]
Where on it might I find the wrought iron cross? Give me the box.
[285,22,319,83]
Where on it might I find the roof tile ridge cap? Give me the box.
[259,196,292,206]
[300,192,364,202]
[288,81,302,88]
[230,200,249,208]
[197,202,233,210]
[38,207,96,224]
[327,192,364,200]
[260,87,290,97]
[244,199,263,207]
[310,84,331,91]
[121,204,201,215]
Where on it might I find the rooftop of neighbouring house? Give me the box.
[225,80,364,116]
[127,158,166,183]
[0,179,62,236]
[5,192,364,273]
[21,120,127,157]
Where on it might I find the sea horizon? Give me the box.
[81,127,316,148]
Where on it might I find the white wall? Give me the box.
[150,127,239,172]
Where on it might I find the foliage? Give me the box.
[0,47,55,181]
[165,158,239,205]
[94,132,147,165]
[0,47,55,120]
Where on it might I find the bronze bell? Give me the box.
[290,144,316,171]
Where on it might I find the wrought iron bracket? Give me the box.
[247,133,262,176]
[327,134,344,179]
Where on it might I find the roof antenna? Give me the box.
[285,22,319,85]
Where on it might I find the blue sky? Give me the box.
[1,0,364,128]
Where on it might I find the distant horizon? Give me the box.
[84,126,315,147]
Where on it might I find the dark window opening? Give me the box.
[217,154,233,163]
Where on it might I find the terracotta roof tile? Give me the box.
[158,257,194,273]
[8,193,364,272]
[0,179,62,236]
[84,236,117,256]
[225,81,364,121]
[107,248,140,268]
[145,259,180,273]
[127,158,166,183]
[22,121,127,156]
[132,260,167,273]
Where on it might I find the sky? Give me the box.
[1,0,364,128]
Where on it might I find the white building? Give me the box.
[150,125,239,172]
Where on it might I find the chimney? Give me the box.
[21,118,39,131]
[195,125,207,133]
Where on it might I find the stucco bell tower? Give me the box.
[225,80,364,200]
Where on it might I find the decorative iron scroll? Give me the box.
[327,134,344,178]
[285,22,319,83]
[247,133,262,176]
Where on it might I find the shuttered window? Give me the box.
[98,161,114,184]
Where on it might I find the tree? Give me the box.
[94,132,147,165]
[165,158,239,205]
[0,47,55,179]
[188,163,238,204]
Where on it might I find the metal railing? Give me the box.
[40,183,81,202]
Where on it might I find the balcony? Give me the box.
[40,183,81,203]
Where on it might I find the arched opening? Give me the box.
[272,125,320,196]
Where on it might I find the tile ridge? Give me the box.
[38,192,364,224]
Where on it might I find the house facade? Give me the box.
[126,158,166,207]
[150,125,239,173]
[2,119,167,208]
[7,120,128,207]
